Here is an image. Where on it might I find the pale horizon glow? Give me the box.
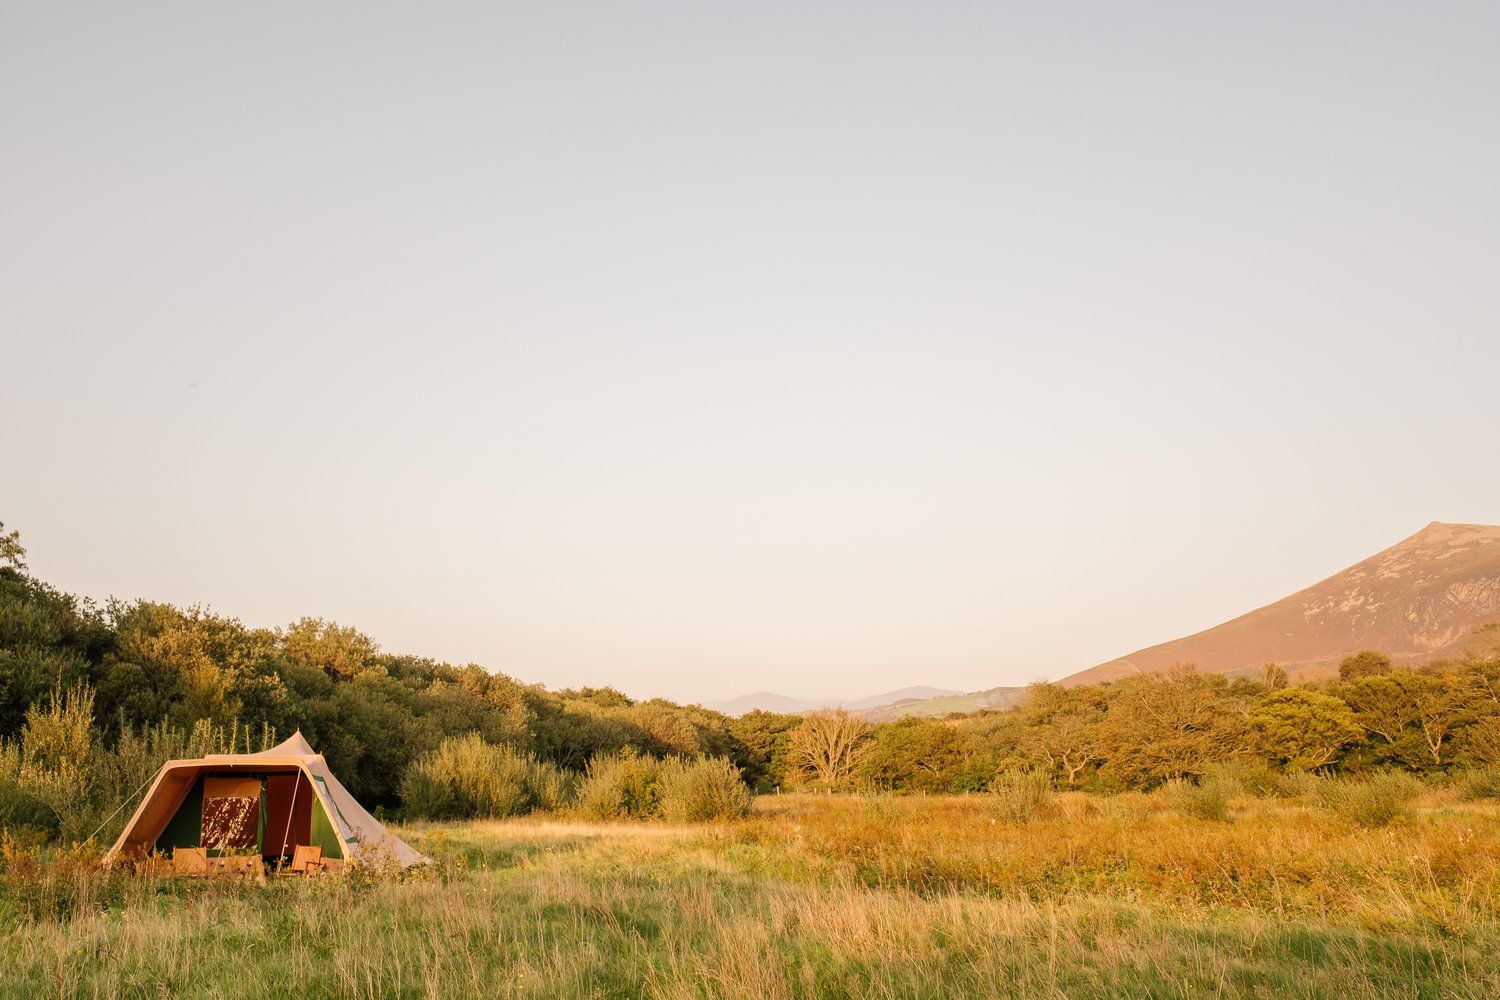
[3,4,1497,704]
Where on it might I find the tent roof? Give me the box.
[203,730,317,762]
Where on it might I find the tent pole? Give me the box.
[277,771,301,873]
[87,764,164,847]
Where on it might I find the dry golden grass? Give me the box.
[2,791,1499,998]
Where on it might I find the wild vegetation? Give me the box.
[4,788,1500,998]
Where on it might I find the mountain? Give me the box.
[703,686,963,717]
[713,522,1500,721]
[1062,521,1500,686]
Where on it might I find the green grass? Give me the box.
[3,792,1500,998]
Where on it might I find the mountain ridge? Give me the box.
[833,521,1500,720]
[1060,520,1500,686]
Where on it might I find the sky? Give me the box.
[3,3,1497,704]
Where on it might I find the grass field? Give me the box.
[4,790,1500,998]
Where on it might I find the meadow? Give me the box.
[4,788,1500,1000]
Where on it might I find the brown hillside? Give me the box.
[1062,521,1500,686]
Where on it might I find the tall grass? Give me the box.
[5,793,1500,998]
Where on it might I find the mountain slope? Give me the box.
[1063,521,1500,686]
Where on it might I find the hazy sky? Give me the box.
[3,3,1497,704]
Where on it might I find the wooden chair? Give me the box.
[172,847,208,876]
[290,844,324,875]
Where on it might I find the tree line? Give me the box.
[769,645,1500,794]
[2,519,1499,842]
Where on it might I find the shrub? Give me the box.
[1314,772,1424,828]
[526,758,576,813]
[1457,766,1500,801]
[574,751,753,822]
[575,749,660,820]
[1166,770,1237,822]
[400,734,563,820]
[656,757,753,822]
[989,770,1053,824]
[1210,759,1279,798]
[1275,771,1322,800]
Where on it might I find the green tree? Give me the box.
[1016,682,1105,785]
[1339,650,1392,681]
[1248,687,1362,771]
[101,602,267,730]
[858,717,970,792]
[728,709,801,790]
[1342,671,1434,769]
[0,520,26,572]
[1097,666,1251,786]
[280,618,380,680]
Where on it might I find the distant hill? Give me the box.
[703,686,963,717]
[1062,521,1500,686]
[857,685,1028,721]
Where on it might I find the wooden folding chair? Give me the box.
[172,847,208,876]
[290,844,324,875]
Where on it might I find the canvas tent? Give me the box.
[104,731,427,870]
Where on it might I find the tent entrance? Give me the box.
[263,773,315,862]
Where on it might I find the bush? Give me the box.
[656,757,753,822]
[400,734,566,820]
[526,758,576,813]
[989,770,1053,824]
[1166,771,1237,822]
[575,749,660,820]
[1210,760,1279,798]
[1457,766,1500,801]
[1275,771,1322,800]
[1314,772,1424,828]
[574,750,753,821]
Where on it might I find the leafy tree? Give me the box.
[728,709,801,790]
[0,520,26,571]
[280,618,380,680]
[1016,682,1105,785]
[1248,688,1361,771]
[100,602,266,730]
[1342,671,1435,769]
[1097,666,1251,785]
[1340,650,1393,681]
[1407,671,1476,768]
[858,717,970,792]
[0,566,110,735]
